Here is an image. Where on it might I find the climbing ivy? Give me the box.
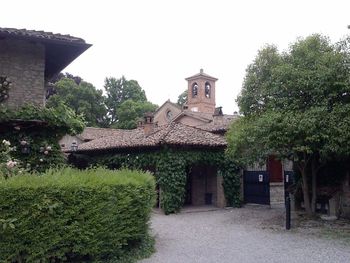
[220,159,242,207]
[0,103,84,172]
[157,150,187,214]
[75,148,241,214]
[0,103,84,135]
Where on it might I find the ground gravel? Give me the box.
[141,206,350,263]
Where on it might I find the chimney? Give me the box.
[137,118,143,128]
[200,68,204,74]
[143,112,154,135]
[213,106,223,117]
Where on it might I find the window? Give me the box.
[166,110,173,121]
[205,82,211,98]
[192,83,198,98]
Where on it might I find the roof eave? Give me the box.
[0,30,91,80]
[185,74,218,81]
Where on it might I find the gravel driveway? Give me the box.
[141,206,350,263]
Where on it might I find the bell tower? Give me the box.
[185,69,218,114]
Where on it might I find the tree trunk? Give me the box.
[300,167,312,215]
[311,157,317,214]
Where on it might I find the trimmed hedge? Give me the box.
[0,167,156,262]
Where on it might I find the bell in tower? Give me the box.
[185,69,218,114]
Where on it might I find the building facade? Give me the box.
[0,27,91,109]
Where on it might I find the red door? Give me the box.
[267,156,283,182]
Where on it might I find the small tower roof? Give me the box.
[185,69,218,81]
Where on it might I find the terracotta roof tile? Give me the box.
[77,128,159,151]
[196,115,239,132]
[161,123,227,147]
[76,123,226,152]
[0,27,87,44]
[78,127,124,141]
[185,69,218,81]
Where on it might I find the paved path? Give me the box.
[141,206,350,263]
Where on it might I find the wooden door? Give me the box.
[267,156,283,182]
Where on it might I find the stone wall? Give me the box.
[270,182,285,206]
[0,39,45,109]
[177,115,207,127]
[153,101,182,126]
[216,174,226,208]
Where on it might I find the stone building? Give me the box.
[0,27,90,173]
[154,69,238,132]
[74,120,228,208]
[69,69,287,209]
[69,70,236,209]
[66,69,350,217]
[0,27,91,109]
[153,70,289,207]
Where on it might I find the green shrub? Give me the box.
[0,167,156,262]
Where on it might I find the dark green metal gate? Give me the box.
[243,171,270,205]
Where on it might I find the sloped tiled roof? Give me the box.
[0,27,87,44]
[77,128,157,151]
[173,110,213,123]
[162,123,227,146]
[155,99,182,114]
[78,127,124,141]
[185,69,218,81]
[172,109,238,133]
[76,123,227,152]
[196,115,239,133]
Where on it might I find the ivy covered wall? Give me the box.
[0,104,84,173]
[72,148,241,214]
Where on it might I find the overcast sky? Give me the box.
[2,0,349,113]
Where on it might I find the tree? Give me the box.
[228,34,350,215]
[51,72,82,85]
[115,100,158,129]
[237,45,281,116]
[177,90,188,106]
[104,76,148,126]
[47,77,108,127]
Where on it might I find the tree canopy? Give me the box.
[227,34,350,215]
[116,100,158,129]
[47,74,158,129]
[104,76,157,127]
[177,90,188,106]
[47,77,107,127]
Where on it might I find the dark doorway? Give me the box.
[243,171,270,205]
[184,165,217,206]
[267,156,283,182]
[185,172,192,205]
